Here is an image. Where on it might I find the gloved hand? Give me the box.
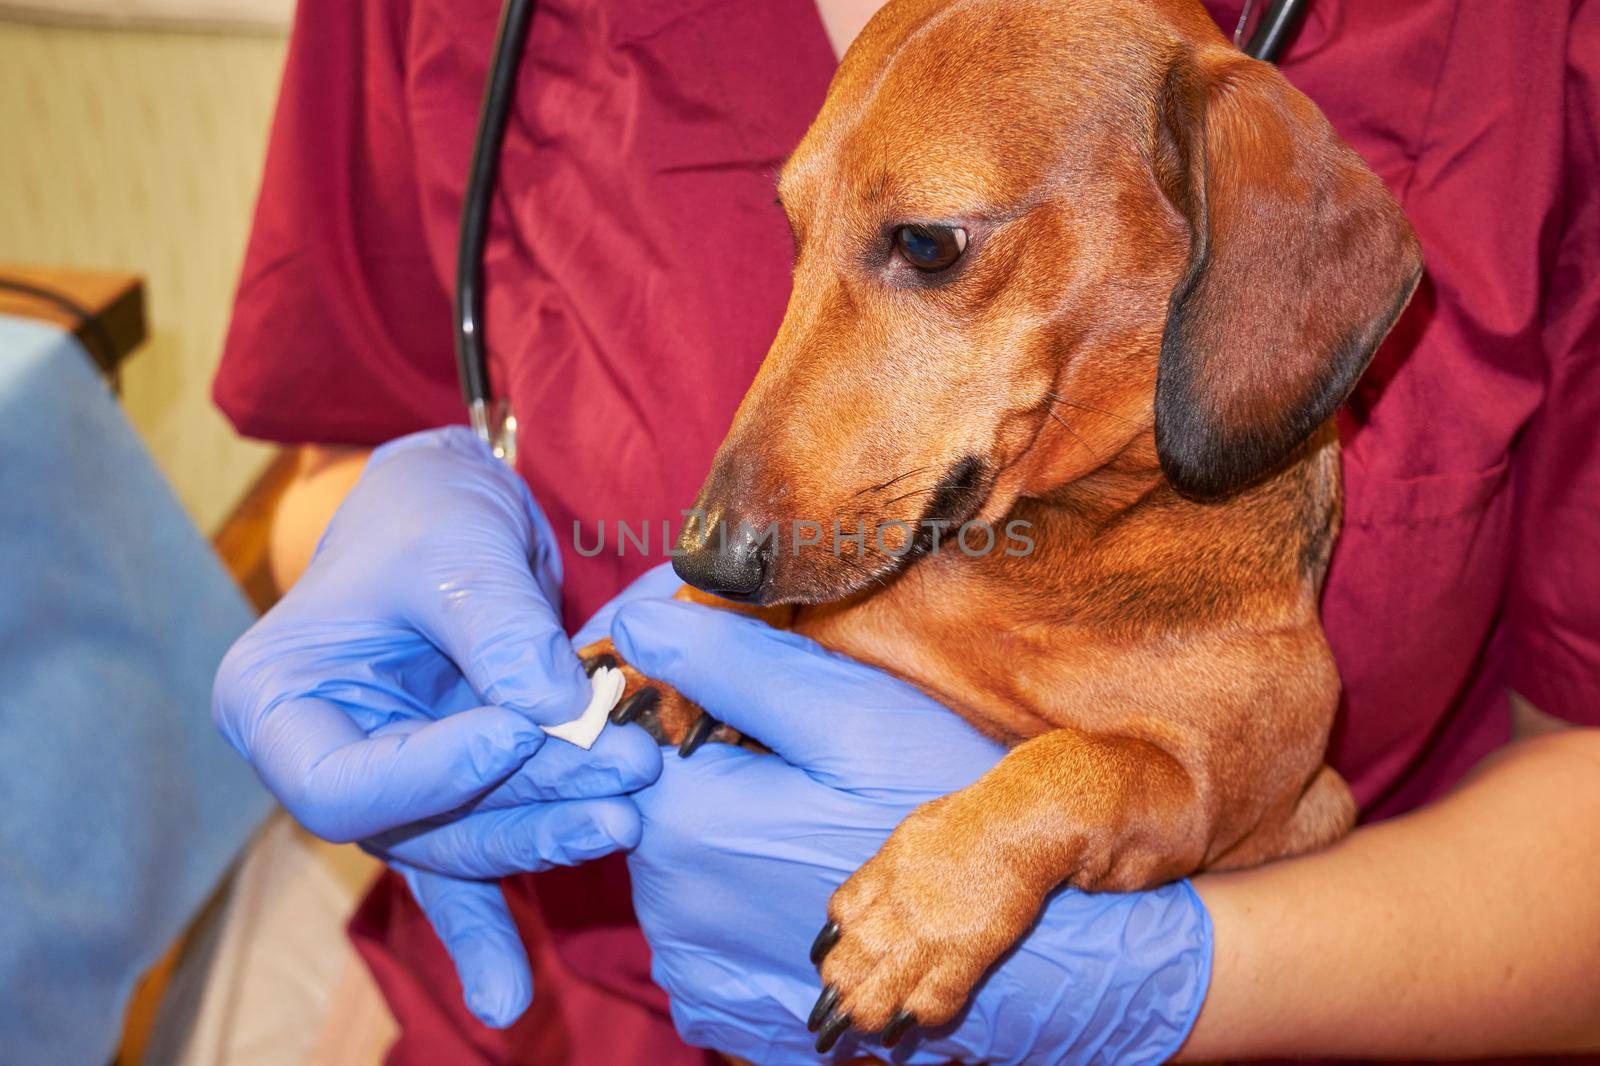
[213,427,663,1027]
[612,600,1212,1064]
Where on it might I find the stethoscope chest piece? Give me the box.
[469,396,519,466]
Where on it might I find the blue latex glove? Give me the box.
[612,600,1212,1064]
[213,427,663,1027]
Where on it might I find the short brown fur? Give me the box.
[581,0,1420,1039]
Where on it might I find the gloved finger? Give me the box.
[396,863,534,1029]
[612,600,995,778]
[404,541,590,727]
[357,683,663,805]
[252,699,543,842]
[610,600,822,757]
[368,797,643,879]
[570,562,683,649]
[474,720,664,807]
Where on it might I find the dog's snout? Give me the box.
[673,511,773,602]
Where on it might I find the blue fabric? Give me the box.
[0,317,271,1063]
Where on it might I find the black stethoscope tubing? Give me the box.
[455,0,537,456]
[452,0,1310,454]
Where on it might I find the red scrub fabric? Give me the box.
[216,0,1600,1061]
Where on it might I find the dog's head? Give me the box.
[675,0,1421,605]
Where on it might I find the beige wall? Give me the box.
[0,1,292,33]
[0,17,287,531]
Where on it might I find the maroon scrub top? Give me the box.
[216,0,1600,1061]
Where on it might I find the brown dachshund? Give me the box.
[581,0,1421,1051]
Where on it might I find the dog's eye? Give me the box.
[894,224,968,272]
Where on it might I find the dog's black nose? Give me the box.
[673,513,773,601]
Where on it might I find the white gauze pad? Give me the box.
[541,664,625,750]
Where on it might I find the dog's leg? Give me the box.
[576,637,739,754]
[808,726,1210,1044]
[576,587,794,755]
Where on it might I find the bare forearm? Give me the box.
[268,445,371,590]
[1181,726,1600,1060]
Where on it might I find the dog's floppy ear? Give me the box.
[1151,52,1422,499]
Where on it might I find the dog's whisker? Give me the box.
[1045,407,1101,462]
[851,464,936,499]
[1045,390,1137,427]
[883,483,946,507]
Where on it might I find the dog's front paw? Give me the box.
[806,794,1045,1052]
[578,639,739,756]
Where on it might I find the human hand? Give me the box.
[213,427,662,1026]
[612,600,1211,1063]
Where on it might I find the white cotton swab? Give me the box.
[540,664,625,750]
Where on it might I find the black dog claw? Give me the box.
[807,984,839,1032]
[582,653,618,677]
[810,921,841,967]
[881,1009,916,1048]
[678,711,717,757]
[610,686,658,725]
[814,1011,852,1054]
